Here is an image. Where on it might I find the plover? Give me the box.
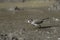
[27,18,49,27]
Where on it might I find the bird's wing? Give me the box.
[33,18,50,24]
[33,20,43,24]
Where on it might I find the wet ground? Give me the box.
[0,8,60,40]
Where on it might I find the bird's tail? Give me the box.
[42,17,49,21]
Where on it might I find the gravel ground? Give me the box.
[0,8,60,40]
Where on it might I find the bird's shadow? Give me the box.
[36,26,52,29]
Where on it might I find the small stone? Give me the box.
[12,37,18,40]
[0,34,4,36]
[5,34,8,36]
[35,30,38,31]
[58,38,60,40]
[46,31,50,34]
[47,36,51,38]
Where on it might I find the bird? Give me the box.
[27,17,49,27]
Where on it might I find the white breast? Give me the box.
[31,20,40,26]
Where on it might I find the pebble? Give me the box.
[47,36,51,39]
[12,37,18,40]
[58,38,60,40]
[46,31,50,34]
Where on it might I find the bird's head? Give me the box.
[27,18,33,23]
